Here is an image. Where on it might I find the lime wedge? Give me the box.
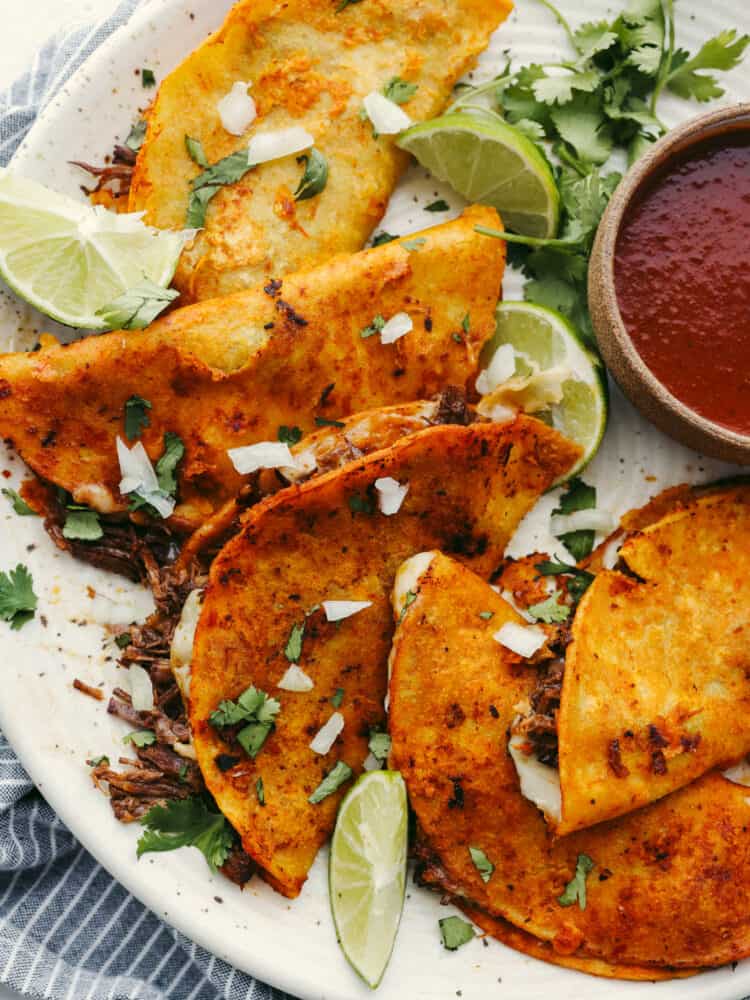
[0,169,185,329]
[398,111,559,238]
[481,302,608,478]
[329,770,408,988]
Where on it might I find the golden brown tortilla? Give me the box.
[558,485,750,835]
[129,0,512,301]
[189,417,580,898]
[0,208,504,534]
[389,551,750,972]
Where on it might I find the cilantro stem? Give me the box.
[448,71,512,113]
[474,224,578,252]
[649,0,676,116]
[533,0,578,54]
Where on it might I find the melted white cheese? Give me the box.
[170,588,204,702]
[508,733,561,823]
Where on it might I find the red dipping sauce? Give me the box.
[615,127,750,435]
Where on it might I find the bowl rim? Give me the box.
[589,101,750,452]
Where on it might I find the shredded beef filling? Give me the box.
[515,659,564,768]
[89,560,255,887]
[71,142,136,203]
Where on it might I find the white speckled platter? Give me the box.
[1,1,750,997]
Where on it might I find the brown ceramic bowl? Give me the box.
[589,103,750,464]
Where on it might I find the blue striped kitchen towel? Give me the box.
[0,5,290,999]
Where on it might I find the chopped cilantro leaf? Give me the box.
[96,280,179,330]
[124,395,152,441]
[278,425,303,445]
[468,845,495,883]
[256,777,265,806]
[478,610,494,621]
[552,476,597,562]
[185,135,209,168]
[382,77,418,104]
[178,763,189,782]
[425,199,449,212]
[335,0,363,10]
[401,237,426,252]
[62,509,103,542]
[122,730,156,747]
[0,564,37,630]
[308,760,353,803]
[124,120,147,153]
[137,797,233,871]
[462,313,470,333]
[368,730,391,762]
[452,333,462,343]
[2,488,35,516]
[88,755,109,767]
[187,150,253,227]
[348,493,375,515]
[114,632,131,649]
[360,314,385,339]
[141,68,156,88]
[371,231,397,246]
[155,432,185,495]
[210,685,280,759]
[439,915,475,951]
[558,852,595,909]
[528,590,570,623]
[314,417,345,428]
[535,560,594,605]
[331,687,345,708]
[293,148,328,201]
[398,589,417,623]
[284,622,305,663]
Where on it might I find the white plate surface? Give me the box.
[1,1,749,997]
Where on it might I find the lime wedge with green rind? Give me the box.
[398,111,560,238]
[482,301,608,479]
[0,169,184,329]
[329,770,408,989]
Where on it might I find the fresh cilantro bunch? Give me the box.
[466,0,749,342]
[137,796,233,871]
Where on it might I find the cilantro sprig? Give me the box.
[0,564,37,630]
[551,476,597,561]
[463,0,749,341]
[137,797,233,872]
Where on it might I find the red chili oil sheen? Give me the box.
[615,127,750,435]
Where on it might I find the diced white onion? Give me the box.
[476,343,516,396]
[375,476,409,515]
[117,437,158,495]
[129,664,155,712]
[392,551,435,618]
[278,664,315,692]
[601,533,624,570]
[363,751,382,771]
[217,81,257,135]
[116,437,175,519]
[379,312,413,345]
[322,600,372,622]
[509,733,561,822]
[723,757,750,787]
[493,621,546,658]
[362,92,413,134]
[309,712,345,754]
[228,441,294,475]
[170,588,204,702]
[550,509,617,536]
[247,126,314,165]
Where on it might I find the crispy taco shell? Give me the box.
[189,416,579,898]
[0,209,504,533]
[558,485,750,834]
[129,0,511,301]
[388,551,750,972]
